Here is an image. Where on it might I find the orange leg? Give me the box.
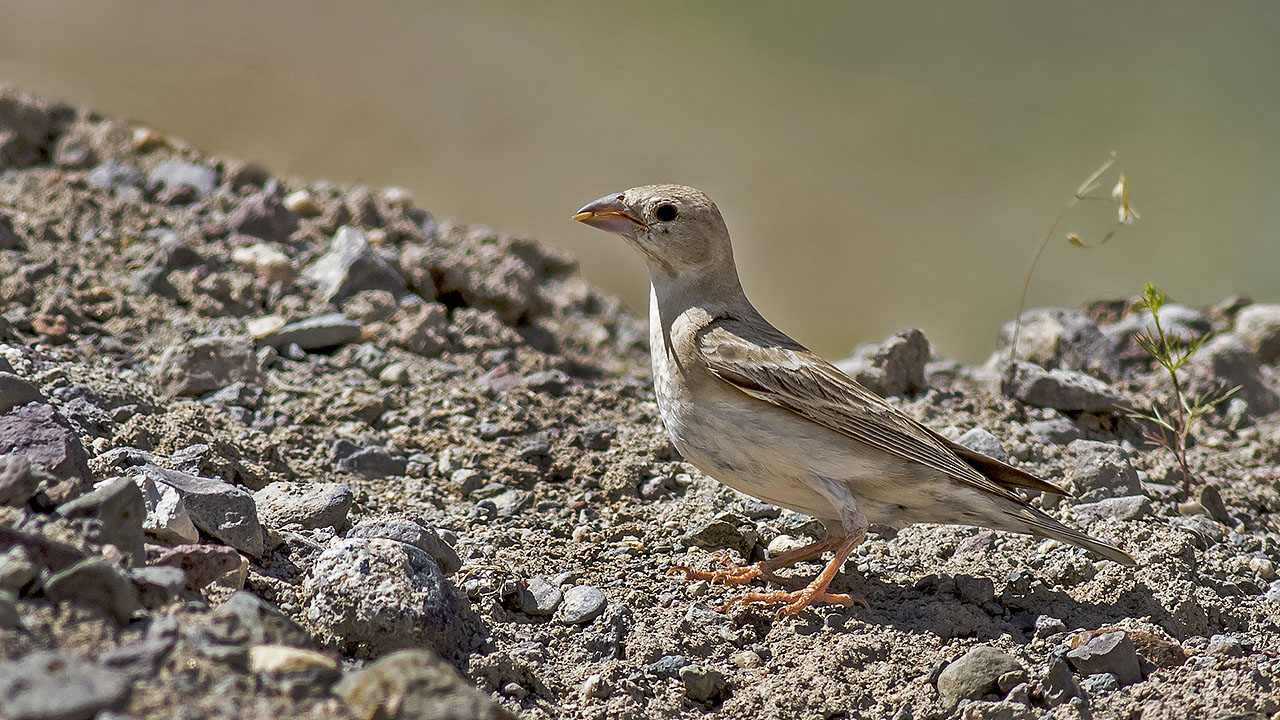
[722,534,868,616]
[669,536,841,587]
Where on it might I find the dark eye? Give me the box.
[654,203,678,222]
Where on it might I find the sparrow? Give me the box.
[574,184,1134,615]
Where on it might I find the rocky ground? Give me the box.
[1,85,1279,720]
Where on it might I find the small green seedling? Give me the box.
[1125,283,1238,492]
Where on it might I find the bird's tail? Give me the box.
[1004,505,1137,566]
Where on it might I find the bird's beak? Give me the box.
[573,194,646,234]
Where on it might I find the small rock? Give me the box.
[1185,334,1279,417]
[682,517,751,557]
[378,361,410,386]
[997,308,1118,378]
[391,303,449,356]
[837,328,931,397]
[87,162,146,193]
[148,161,217,200]
[260,313,362,350]
[955,575,996,606]
[1071,495,1152,523]
[581,421,616,451]
[215,590,313,647]
[131,473,199,545]
[151,544,246,589]
[154,335,257,397]
[1104,304,1211,348]
[680,664,728,704]
[346,515,461,576]
[0,590,16,629]
[1041,657,1082,707]
[228,193,298,242]
[647,654,690,679]
[337,446,406,479]
[1197,485,1232,524]
[956,427,1008,463]
[0,651,131,720]
[57,476,146,565]
[44,557,140,622]
[958,700,1037,720]
[558,585,607,625]
[0,546,37,592]
[0,214,23,250]
[1207,634,1248,657]
[936,646,1024,710]
[520,576,563,616]
[304,538,462,659]
[283,189,322,217]
[304,226,406,304]
[231,242,296,284]
[1007,362,1124,412]
[127,565,187,608]
[1079,672,1120,695]
[253,481,353,530]
[1028,417,1083,445]
[0,453,40,507]
[335,649,515,720]
[1065,440,1142,499]
[1234,303,1280,363]
[248,644,338,677]
[1169,513,1225,546]
[1065,630,1143,685]
[0,403,92,501]
[1250,557,1276,581]
[0,371,45,414]
[137,464,264,556]
[1034,615,1067,639]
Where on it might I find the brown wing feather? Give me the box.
[697,319,1046,504]
[927,430,1071,496]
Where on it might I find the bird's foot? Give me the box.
[721,586,868,617]
[668,559,764,587]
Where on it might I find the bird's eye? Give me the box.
[654,203,679,222]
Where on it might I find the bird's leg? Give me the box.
[722,533,867,616]
[668,536,840,587]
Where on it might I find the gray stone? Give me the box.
[0,453,40,507]
[680,664,728,704]
[955,575,996,606]
[647,654,690,679]
[1065,630,1142,685]
[1028,418,1083,445]
[1071,495,1152,523]
[681,517,751,557]
[215,590,313,648]
[837,328,931,397]
[0,651,131,720]
[254,481,353,530]
[87,162,145,193]
[1079,672,1120,695]
[260,314,362,350]
[558,584,606,625]
[1169,513,1225,546]
[304,226,406,304]
[150,543,245,589]
[154,335,257,397]
[1041,657,1082,707]
[391,303,449,356]
[1234,303,1280,363]
[0,371,45,414]
[0,546,37,592]
[128,565,187,608]
[137,464,264,556]
[520,576,563,616]
[304,538,463,659]
[346,515,461,575]
[936,646,1024,710]
[0,214,23,250]
[1185,334,1279,417]
[228,193,298,242]
[131,473,199,545]
[1034,615,1067,639]
[337,446,406,478]
[0,589,16,630]
[98,615,179,679]
[0,403,91,497]
[44,557,140,622]
[956,427,1008,463]
[335,649,515,720]
[958,700,1037,720]
[1065,440,1142,499]
[148,161,217,197]
[57,477,146,565]
[998,308,1119,378]
[0,88,71,172]
[1007,362,1124,412]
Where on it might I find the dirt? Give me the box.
[0,85,1278,720]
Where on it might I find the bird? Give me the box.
[573,184,1135,616]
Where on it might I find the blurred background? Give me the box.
[2,1,1277,360]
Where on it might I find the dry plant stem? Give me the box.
[1146,306,1196,491]
[1002,153,1118,395]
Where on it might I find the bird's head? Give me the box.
[573,184,734,279]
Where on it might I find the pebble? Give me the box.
[87,162,146,194]
[558,585,607,625]
[151,543,246,589]
[1041,657,1083,707]
[520,576,564,616]
[1250,557,1276,581]
[0,371,45,414]
[1034,615,1067,639]
[1065,630,1143,685]
[56,476,147,565]
[253,481,353,530]
[378,361,411,385]
[1079,672,1120,695]
[836,328,931,397]
[215,590,313,647]
[956,427,1008,462]
[283,189,322,217]
[147,161,217,200]
[1185,334,1279,417]
[228,193,298,243]
[0,453,40,507]
[304,226,406,304]
[338,446,407,478]
[1028,417,1083,445]
[680,664,728,703]
[936,646,1024,710]
[154,335,257,397]
[232,243,296,284]
[958,700,1038,720]
[1007,362,1124,412]
[136,464,264,556]
[248,644,338,676]
[0,403,92,500]
[682,516,752,557]
[955,575,996,606]
[1233,303,1280,363]
[334,649,512,720]
[1064,440,1142,499]
[0,546,37,593]
[0,590,17,630]
[1071,495,1152,523]
[304,538,461,659]
[131,472,199,545]
[44,557,140,622]
[647,654,689,679]
[260,313,363,350]
[998,308,1118,378]
[0,651,132,720]
[346,515,461,575]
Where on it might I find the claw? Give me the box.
[722,588,866,616]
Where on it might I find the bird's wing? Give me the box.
[697,320,1067,500]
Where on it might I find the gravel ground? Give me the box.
[1,85,1278,720]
